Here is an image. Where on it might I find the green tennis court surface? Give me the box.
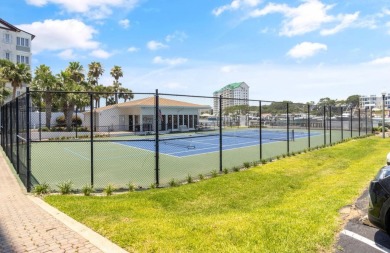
[31,129,361,189]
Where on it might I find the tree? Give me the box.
[118,87,133,102]
[2,62,32,99]
[87,62,104,86]
[110,65,123,104]
[345,95,360,108]
[30,64,57,128]
[0,60,12,105]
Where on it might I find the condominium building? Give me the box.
[213,82,249,115]
[0,18,35,98]
[360,94,390,110]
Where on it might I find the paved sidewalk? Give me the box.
[0,151,105,253]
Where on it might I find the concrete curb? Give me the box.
[28,196,128,253]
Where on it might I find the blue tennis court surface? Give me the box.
[116,130,320,157]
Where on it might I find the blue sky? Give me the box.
[3,0,390,103]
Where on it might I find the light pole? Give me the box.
[382,91,386,138]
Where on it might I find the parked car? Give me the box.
[387,152,390,165]
[368,165,390,233]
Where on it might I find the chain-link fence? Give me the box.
[0,89,373,192]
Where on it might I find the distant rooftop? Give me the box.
[213,82,247,94]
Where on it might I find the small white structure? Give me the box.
[84,97,211,132]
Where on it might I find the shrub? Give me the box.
[56,115,82,127]
[186,174,194,183]
[40,126,49,132]
[150,183,157,189]
[211,170,218,178]
[103,184,116,196]
[32,183,50,195]
[261,159,267,164]
[232,166,240,172]
[198,174,205,180]
[81,184,94,196]
[127,182,137,192]
[57,180,73,195]
[223,168,229,174]
[169,178,179,187]
[243,162,250,168]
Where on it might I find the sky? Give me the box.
[3,0,390,104]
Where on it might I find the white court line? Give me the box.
[341,229,390,253]
[63,147,90,161]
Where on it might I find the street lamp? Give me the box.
[382,91,386,138]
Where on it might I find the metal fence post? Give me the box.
[340,107,343,141]
[39,102,42,141]
[287,102,290,154]
[358,108,361,136]
[350,107,353,138]
[307,104,311,149]
[370,108,373,134]
[89,93,94,187]
[323,106,326,146]
[26,88,31,192]
[365,108,368,135]
[10,100,13,164]
[259,101,262,161]
[16,97,20,174]
[219,95,223,172]
[329,106,332,144]
[155,89,160,186]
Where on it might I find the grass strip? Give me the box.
[45,136,389,253]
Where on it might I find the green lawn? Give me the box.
[45,136,387,253]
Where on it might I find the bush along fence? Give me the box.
[0,88,373,192]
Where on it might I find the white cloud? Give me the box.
[220,65,236,73]
[249,0,357,37]
[152,56,188,66]
[127,47,139,52]
[213,0,262,16]
[287,42,327,59]
[18,19,99,54]
[165,31,188,42]
[122,62,390,103]
[119,19,130,29]
[57,49,77,60]
[320,12,359,36]
[26,0,140,19]
[367,57,390,65]
[89,49,112,59]
[147,40,168,51]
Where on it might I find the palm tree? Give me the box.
[93,84,106,108]
[88,62,104,87]
[0,61,12,105]
[2,62,32,99]
[110,65,123,104]
[118,87,134,102]
[30,64,57,128]
[56,70,79,131]
[66,62,85,83]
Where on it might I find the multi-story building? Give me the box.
[0,18,35,98]
[360,94,390,110]
[213,82,249,115]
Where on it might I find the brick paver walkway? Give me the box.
[0,151,103,253]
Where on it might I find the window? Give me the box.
[4,33,10,43]
[5,52,10,60]
[17,37,29,47]
[16,55,30,65]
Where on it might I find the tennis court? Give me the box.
[119,129,319,157]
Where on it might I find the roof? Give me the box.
[0,19,35,40]
[213,82,247,94]
[92,96,211,112]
